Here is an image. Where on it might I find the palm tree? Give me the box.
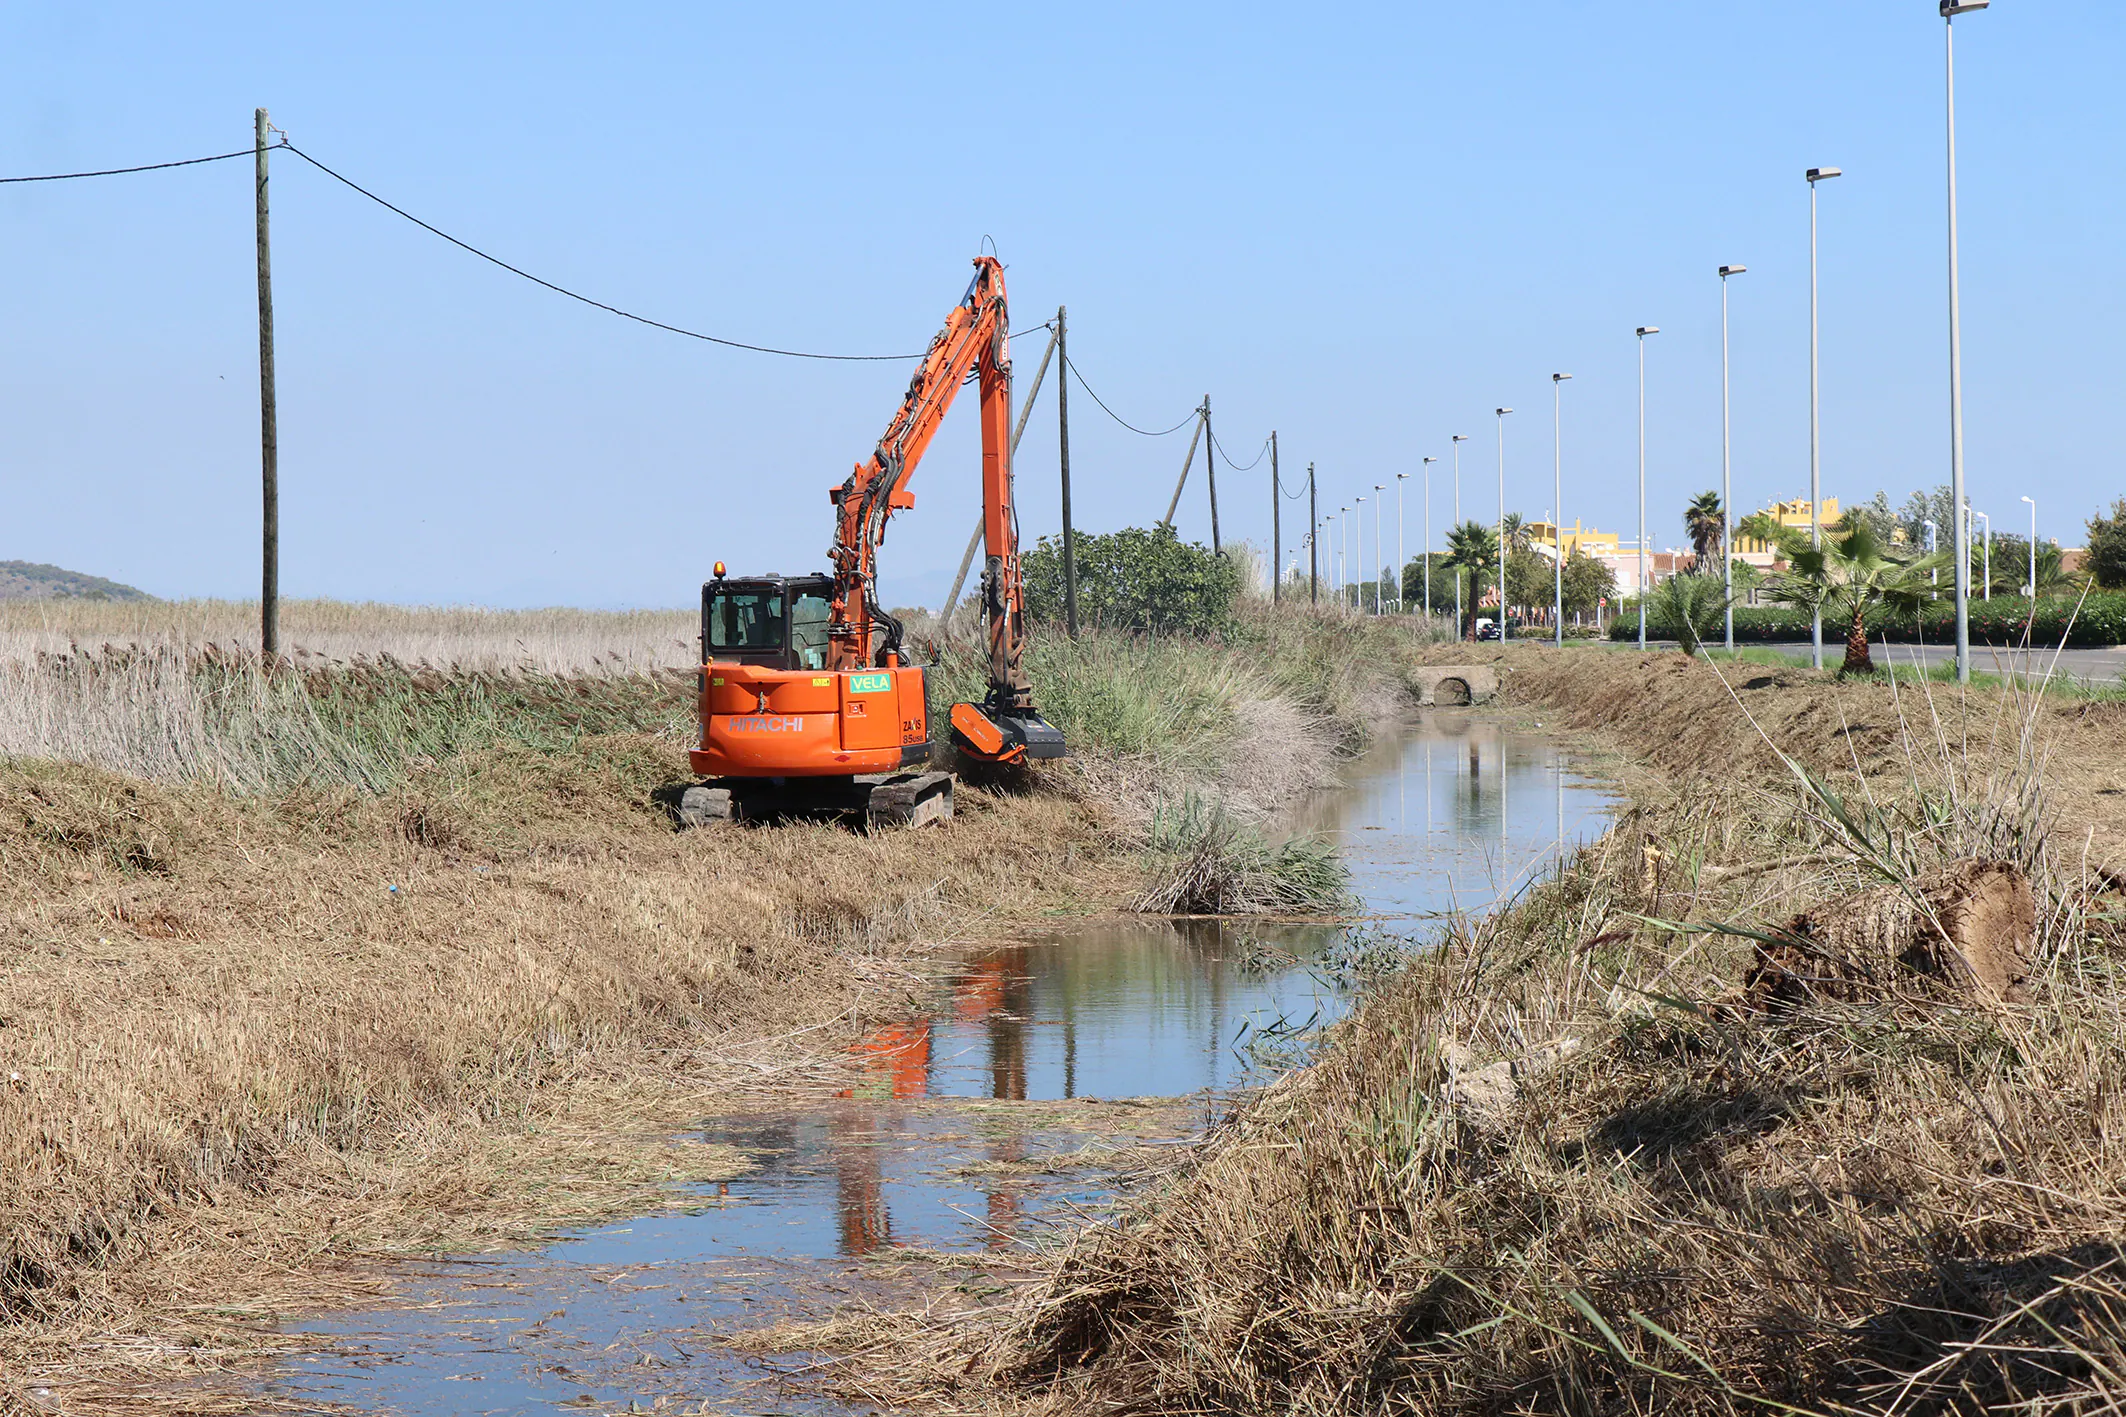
[1765,520,1941,675]
[1684,491,1724,572]
[1443,521,1500,641]
[1500,513,1533,555]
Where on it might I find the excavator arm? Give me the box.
[827,256,1043,733]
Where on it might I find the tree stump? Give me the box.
[1745,858,2035,1008]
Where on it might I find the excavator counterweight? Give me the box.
[681,257,1065,829]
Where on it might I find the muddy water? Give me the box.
[245,714,1616,1414]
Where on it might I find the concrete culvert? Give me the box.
[1435,677,1472,706]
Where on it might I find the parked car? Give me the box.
[1475,617,1501,641]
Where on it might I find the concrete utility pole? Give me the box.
[1056,306,1077,637]
[1308,463,1317,604]
[255,107,279,659]
[1270,431,1281,603]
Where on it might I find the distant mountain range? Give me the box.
[0,561,153,602]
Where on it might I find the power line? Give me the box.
[1213,429,1270,472]
[283,143,934,362]
[0,139,1060,355]
[1064,354,1198,437]
[0,146,258,184]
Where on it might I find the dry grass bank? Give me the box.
[856,648,2126,1416]
[0,729,1129,1406]
[0,602,1448,1409]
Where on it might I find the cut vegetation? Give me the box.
[0,597,1436,1406]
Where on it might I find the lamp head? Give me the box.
[1941,1,1989,14]
[2021,495,2035,505]
[1422,456,1437,465]
[1496,407,1513,416]
[1637,326,1660,337]
[1452,434,1470,443]
[1552,373,1572,383]
[1719,264,1746,277]
[1807,166,1843,183]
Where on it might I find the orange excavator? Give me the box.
[677,256,1065,829]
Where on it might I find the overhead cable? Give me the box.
[282,144,934,362]
[1213,429,1270,472]
[1064,354,1197,437]
[0,146,258,184]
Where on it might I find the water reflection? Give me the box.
[245,712,1617,1414]
[830,714,1619,1115]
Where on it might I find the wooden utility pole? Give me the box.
[1161,400,1207,526]
[1308,462,1317,603]
[1270,431,1280,603]
[942,320,1057,620]
[1203,395,1221,553]
[254,107,279,659]
[1057,305,1077,636]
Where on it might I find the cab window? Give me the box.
[790,592,831,669]
[707,590,784,651]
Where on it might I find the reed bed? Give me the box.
[827,650,2126,1416]
[0,598,698,674]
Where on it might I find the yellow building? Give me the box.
[1525,520,1622,557]
[1736,497,1840,555]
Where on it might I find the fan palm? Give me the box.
[1651,573,1732,658]
[1765,520,1942,675]
[1500,513,1533,555]
[1443,521,1500,641]
[1684,491,1725,570]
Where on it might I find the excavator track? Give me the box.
[674,771,954,832]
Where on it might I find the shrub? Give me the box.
[1021,524,1241,636]
[2087,499,2126,590]
[1611,589,2126,647]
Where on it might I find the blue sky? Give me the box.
[2,2,2118,608]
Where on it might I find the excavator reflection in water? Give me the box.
[828,951,1041,1255]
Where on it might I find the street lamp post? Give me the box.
[1943,0,1988,683]
[1325,513,1337,605]
[1396,471,1411,614]
[1355,496,1368,612]
[1495,408,1514,641]
[1925,519,1939,598]
[1373,484,1386,614]
[1635,327,1659,650]
[2021,495,2036,598]
[1719,264,1747,651]
[1339,507,1350,608]
[1452,435,1469,637]
[1807,165,1843,671]
[1551,373,1571,648]
[1421,457,1437,619]
[1976,510,1990,599]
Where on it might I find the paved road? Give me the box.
[1612,638,2126,687]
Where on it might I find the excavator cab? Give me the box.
[701,573,835,672]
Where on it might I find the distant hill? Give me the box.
[0,561,154,602]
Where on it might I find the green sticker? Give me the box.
[848,671,893,695]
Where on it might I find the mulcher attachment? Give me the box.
[948,700,1067,765]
